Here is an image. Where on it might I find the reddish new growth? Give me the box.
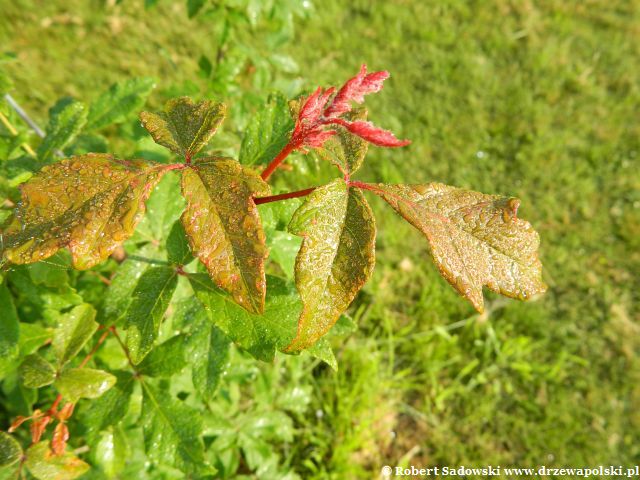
[260,64,411,181]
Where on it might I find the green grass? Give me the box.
[2,0,639,477]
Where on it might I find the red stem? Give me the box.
[78,330,110,368]
[261,141,298,181]
[254,187,316,205]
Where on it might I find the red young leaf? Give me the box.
[57,403,75,422]
[303,129,338,148]
[331,118,411,147]
[52,423,69,456]
[324,64,389,118]
[9,415,31,433]
[30,415,51,444]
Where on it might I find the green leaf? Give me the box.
[371,183,547,311]
[187,312,230,398]
[137,334,187,377]
[1,154,168,269]
[316,108,369,174]
[86,77,155,131]
[19,354,55,388]
[84,370,135,433]
[132,172,185,245]
[125,266,178,364]
[239,92,294,166]
[189,273,299,361]
[267,230,301,279]
[166,221,192,265]
[140,97,226,158]
[99,244,157,326]
[52,303,98,366]
[181,158,270,313]
[0,284,19,377]
[55,368,116,402]
[286,179,376,351]
[0,432,21,468]
[18,323,51,356]
[37,98,87,163]
[24,442,89,480]
[305,338,337,371]
[91,429,127,478]
[141,381,211,474]
[187,0,206,18]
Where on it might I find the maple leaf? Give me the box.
[181,157,270,314]
[366,183,546,311]
[139,97,226,160]
[285,179,376,351]
[1,154,169,269]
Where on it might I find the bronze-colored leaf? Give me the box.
[181,157,270,314]
[286,179,376,351]
[371,183,546,311]
[1,154,167,269]
[140,97,226,159]
[315,108,369,175]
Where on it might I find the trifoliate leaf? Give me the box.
[37,98,87,163]
[86,77,155,131]
[286,180,376,351]
[125,266,178,364]
[140,97,226,158]
[140,382,212,474]
[187,311,230,399]
[19,354,55,388]
[1,154,168,269]
[181,157,270,313]
[84,370,135,434]
[52,303,98,366]
[137,334,187,377]
[0,284,19,377]
[189,273,299,361]
[239,92,294,166]
[166,221,192,265]
[55,368,116,402]
[24,442,89,480]
[0,432,21,468]
[315,108,368,175]
[372,183,547,311]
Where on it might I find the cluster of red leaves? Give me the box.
[292,64,411,150]
[9,399,75,455]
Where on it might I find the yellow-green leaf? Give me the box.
[372,183,546,311]
[52,304,98,366]
[19,354,56,388]
[181,157,270,314]
[0,432,22,468]
[286,179,376,351]
[139,97,226,158]
[55,368,116,402]
[24,442,89,480]
[316,108,369,175]
[1,154,168,269]
[37,98,87,163]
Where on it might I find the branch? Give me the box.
[254,186,316,205]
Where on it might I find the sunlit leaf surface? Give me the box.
[140,97,225,158]
[286,179,376,351]
[1,154,168,269]
[181,157,270,313]
[372,183,546,311]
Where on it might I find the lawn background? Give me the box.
[1,0,639,477]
